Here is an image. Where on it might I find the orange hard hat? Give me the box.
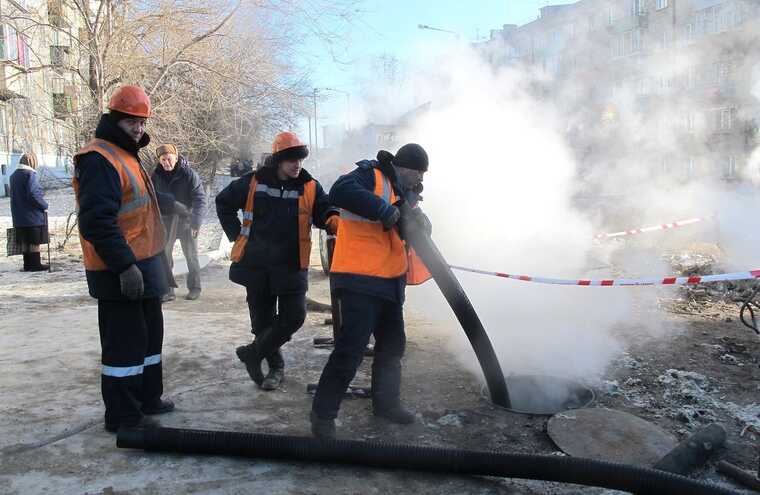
[272,132,304,154]
[108,85,151,118]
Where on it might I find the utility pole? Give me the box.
[307,115,312,150]
[313,88,318,160]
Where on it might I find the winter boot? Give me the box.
[26,252,49,272]
[261,349,285,391]
[105,415,159,434]
[236,319,292,386]
[372,361,414,424]
[185,288,201,301]
[373,405,416,424]
[141,398,175,415]
[310,410,336,440]
[161,288,176,303]
[22,253,31,271]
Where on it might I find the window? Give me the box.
[52,93,72,119]
[719,108,735,131]
[17,35,30,68]
[631,0,642,16]
[723,156,737,179]
[656,0,668,10]
[686,157,696,178]
[6,26,17,61]
[686,23,694,41]
[631,28,642,52]
[50,45,69,67]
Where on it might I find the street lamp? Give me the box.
[418,23,461,39]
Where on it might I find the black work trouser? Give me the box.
[312,290,406,419]
[98,298,164,428]
[245,287,307,369]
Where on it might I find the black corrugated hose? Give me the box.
[117,427,739,495]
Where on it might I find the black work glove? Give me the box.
[173,201,190,218]
[381,205,401,231]
[416,209,432,236]
[119,264,144,300]
[398,206,432,239]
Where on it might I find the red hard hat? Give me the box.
[108,85,151,118]
[272,132,304,154]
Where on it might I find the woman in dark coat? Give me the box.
[10,152,49,272]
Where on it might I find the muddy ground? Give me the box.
[2,216,760,494]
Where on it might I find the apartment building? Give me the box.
[480,0,760,184]
[0,0,86,196]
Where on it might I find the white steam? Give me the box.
[393,45,656,382]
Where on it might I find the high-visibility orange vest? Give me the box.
[230,176,317,269]
[72,138,166,271]
[330,168,408,279]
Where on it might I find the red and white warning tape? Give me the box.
[594,217,709,240]
[449,265,760,287]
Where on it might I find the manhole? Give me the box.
[484,374,595,415]
[548,408,678,466]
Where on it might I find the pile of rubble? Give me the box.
[659,248,759,318]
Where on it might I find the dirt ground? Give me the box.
[2,218,760,494]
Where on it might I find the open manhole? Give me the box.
[484,374,595,415]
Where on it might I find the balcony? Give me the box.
[49,45,70,69]
[52,93,72,119]
[608,12,649,32]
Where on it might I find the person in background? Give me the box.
[9,151,49,272]
[151,144,207,301]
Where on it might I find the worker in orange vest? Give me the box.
[73,85,177,433]
[310,144,432,439]
[216,132,338,391]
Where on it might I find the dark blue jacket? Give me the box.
[216,165,334,295]
[329,160,406,303]
[75,114,172,300]
[151,156,207,230]
[10,165,48,227]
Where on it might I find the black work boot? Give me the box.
[374,405,416,424]
[161,288,176,303]
[105,415,160,433]
[26,252,49,272]
[142,398,175,415]
[372,361,414,424]
[22,253,30,271]
[310,410,336,440]
[236,320,292,386]
[261,349,285,391]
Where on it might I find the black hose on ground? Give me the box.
[117,427,738,495]
[398,193,511,408]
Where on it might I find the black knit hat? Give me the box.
[271,145,309,165]
[393,143,428,172]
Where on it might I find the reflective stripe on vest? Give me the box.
[330,168,408,279]
[92,141,151,215]
[339,173,393,223]
[73,138,166,272]
[230,176,317,269]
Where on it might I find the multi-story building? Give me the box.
[479,0,760,186]
[0,0,86,196]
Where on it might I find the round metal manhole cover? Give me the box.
[547,408,678,466]
[484,374,595,415]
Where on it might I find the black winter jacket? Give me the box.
[75,114,172,300]
[151,156,207,230]
[215,165,333,294]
